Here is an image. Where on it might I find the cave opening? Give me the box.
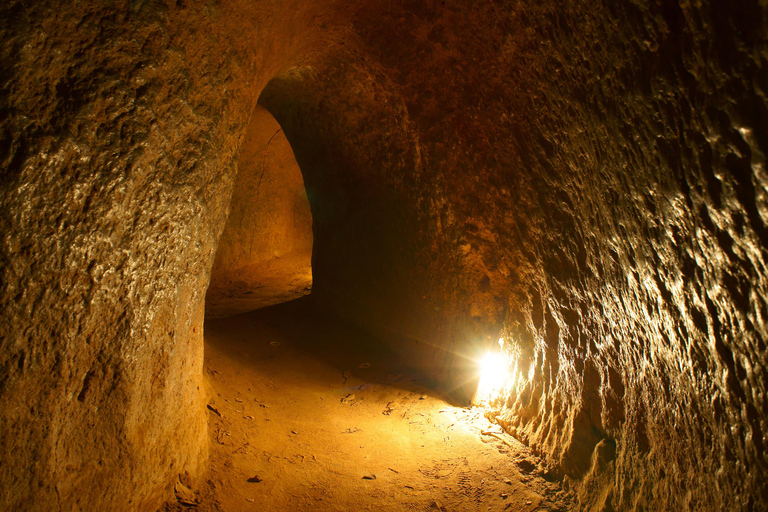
[204,104,314,320]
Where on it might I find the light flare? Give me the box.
[472,338,516,406]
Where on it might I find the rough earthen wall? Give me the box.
[0,1,335,509]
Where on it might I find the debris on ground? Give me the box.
[430,499,447,511]
[174,481,198,507]
[383,401,398,415]
[189,304,576,512]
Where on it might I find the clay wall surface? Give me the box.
[353,1,767,509]
[0,1,341,509]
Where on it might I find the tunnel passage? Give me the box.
[205,106,313,319]
[1,1,767,511]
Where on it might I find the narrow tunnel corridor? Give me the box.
[190,94,561,510]
[1,1,767,511]
[205,105,313,320]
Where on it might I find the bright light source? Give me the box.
[473,338,514,406]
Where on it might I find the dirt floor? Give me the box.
[204,256,313,320]
[161,298,573,512]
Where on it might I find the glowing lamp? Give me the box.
[472,338,513,406]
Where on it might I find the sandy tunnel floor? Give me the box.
[163,299,573,512]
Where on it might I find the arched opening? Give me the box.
[191,70,557,511]
[205,105,313,319]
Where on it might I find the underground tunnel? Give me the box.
[205,103,314,320]
[1,1,767,511]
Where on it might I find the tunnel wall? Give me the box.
[0,3,249,509]
[341,1,768,510]
[0,0,336,510]
[481,2,768,510]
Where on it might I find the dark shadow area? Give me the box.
[205,296,449,401]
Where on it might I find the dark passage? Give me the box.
[0,1,766,511]
[205,106,313,320]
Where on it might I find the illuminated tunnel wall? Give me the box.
[205,105,313,319]
[0,0,766,511]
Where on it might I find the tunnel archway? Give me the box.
[254,65,508,405]
[205,105,314,319]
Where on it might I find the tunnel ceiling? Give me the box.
[0,0,767,511]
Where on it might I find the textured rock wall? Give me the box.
[338,1,767,510]
[205,105,313,319]
[0,0,339,509]
[262,0,768,510]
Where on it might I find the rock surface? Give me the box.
[0,0,335,510]
[0,0,766,511]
